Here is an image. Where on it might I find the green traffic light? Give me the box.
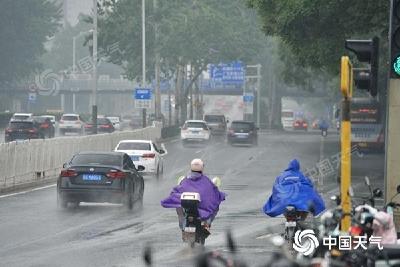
[393,55,400,76]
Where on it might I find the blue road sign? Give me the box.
[209,61,245,85]
[243,94,254,102]
[134,88,152,100]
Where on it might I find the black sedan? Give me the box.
[4,120,43,142]
[57,152,145,210]
[227,120,258,146]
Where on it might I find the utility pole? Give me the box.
[92,0,98,134]
[142,0,146,128]
[154,0,161,121]
[256,64,262,128]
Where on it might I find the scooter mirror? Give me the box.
[365,176,370,186]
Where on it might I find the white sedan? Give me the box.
[180,120,210,145]
[114,140,167,178]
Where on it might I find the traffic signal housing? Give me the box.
[345,37,379,97]
[390,0,400,78]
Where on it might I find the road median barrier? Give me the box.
[0,123,161,193]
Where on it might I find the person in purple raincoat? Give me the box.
[161,159,225,231]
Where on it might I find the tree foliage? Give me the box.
[95,0,269,81]
[0,0,61,83]
[248,0,388,74]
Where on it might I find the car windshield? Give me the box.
[185,122,207,129]
[9,122,34,129]
[13,115,30,120]
[231,122,252,130]
[70,154,121,166]
[97,118,110,124]
[204,115,224,123]
[116,142,151,151]
[33,117,46,123]
[62,115,78,121]
[107,117,119,123]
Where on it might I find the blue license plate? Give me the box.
[130,155,140,161]
[191,131,199,134]
[82,174,102,181]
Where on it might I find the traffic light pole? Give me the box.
[385,79,400,227]
[340,56,353,232]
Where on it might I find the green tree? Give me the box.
[248,0,388,74]
[0,0,61,84]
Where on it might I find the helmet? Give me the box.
[190,158,204,172]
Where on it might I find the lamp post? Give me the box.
[142,0,147,128]
[92,0,98,133]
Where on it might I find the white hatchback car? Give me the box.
[180,120,210,145]
[114,140,167,178]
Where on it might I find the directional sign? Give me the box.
[209,61,245,85]
[243,94,254,102]
[134,88,152,100]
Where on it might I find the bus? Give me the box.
[351,98,384,152]
[281,109,295,129]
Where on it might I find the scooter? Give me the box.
[180,192,210,248]
[283,205,308,248]
[321,128,328,137]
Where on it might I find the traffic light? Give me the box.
[345,37,379,96]
[390,0,400,78]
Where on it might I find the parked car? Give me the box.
[32,116,55,138]
[180,120,210,145]
[293,119,308,131]
[114,140,167,178]
[227,120,258,145]
[57,151,145,210]
[84,117,115,134]
[4,120,43,142]
[59,114,84,135]
[203,114,228,135]
[106,116,121,131]
[10,113,33,122]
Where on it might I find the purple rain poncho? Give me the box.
[263,159,325,217]
[161,172,226,220]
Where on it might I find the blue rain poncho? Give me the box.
[263,159,325,217]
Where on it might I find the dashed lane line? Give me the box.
[0,184,56,199]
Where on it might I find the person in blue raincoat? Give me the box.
[263,159,325,217]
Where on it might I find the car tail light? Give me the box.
[106,170,126,179]
[303,123,308,127]
[142,153,155,158]
[41,123,49,128]
[60,169,78,177]
[5,128,12,133]
[101,124,111,128]
[28,128,37,133]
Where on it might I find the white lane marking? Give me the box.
[167,139,180,144]
[0,184,56,199]
[195,150,202,154]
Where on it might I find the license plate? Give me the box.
[191,131,199,134]
[285,221,297,227]
[130,155,140,161]
[184,227,196,233]
[82,174,102,181]
[237,135,248,138]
